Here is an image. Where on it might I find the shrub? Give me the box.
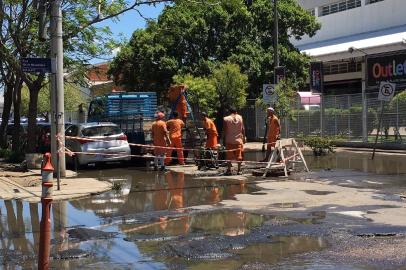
[303,136,335,156]
[0,149,11,158]
[5,151,25,163]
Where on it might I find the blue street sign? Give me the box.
[21,58,52,73]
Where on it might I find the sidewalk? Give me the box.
[0,167,111,203]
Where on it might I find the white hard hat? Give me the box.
[267,107,275,112]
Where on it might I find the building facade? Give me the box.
[290,0,406,142]
[293,0,406,95]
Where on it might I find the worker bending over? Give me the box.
[201,112,218,149]
[165,111,185,165]
[151,112,171,171]
[222,107,246,176]
[262,107,280,162]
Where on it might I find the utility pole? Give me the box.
[50,0,66,184]
[273,0,279,77]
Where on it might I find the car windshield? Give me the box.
[81,126,122,137]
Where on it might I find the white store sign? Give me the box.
[378,81,396,102]
[263,84,277,105]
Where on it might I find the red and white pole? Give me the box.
[38,152,54,270]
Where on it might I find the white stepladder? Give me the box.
[262,138,309,178]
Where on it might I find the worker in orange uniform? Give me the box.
[165,111,185,165]
[168,84,188,121]
[151,112,171,171]
[262,107,280,162]
[222,107,246,176]
[201,112,218,149]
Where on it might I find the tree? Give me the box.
[21,82,85,118]
[109,0,320,98]
[173,74,216,117]
[0,0,173,153]
[174,63,248,131]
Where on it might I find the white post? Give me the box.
[362,61,368,142]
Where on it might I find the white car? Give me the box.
[65,122,131,167]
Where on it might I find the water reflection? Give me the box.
[71,171,250,217]
[125,210,266,239]
[306,152,406,175]
[245,150,406,175]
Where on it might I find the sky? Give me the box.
[92,2,166,64]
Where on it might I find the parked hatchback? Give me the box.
[65,122,131,167]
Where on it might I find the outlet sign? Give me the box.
[367,51,406,88]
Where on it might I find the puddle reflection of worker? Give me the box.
[224,211,247,236]
[154,173,169,211]
[226,182,246,200]
[208,185,221,204]
[165,171,185,209]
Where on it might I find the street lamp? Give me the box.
[348,46,368,143]
[348,46,368,55]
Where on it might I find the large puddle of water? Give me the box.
[0,199,333,269]
[0,159,396,269]
[245,150,406,175]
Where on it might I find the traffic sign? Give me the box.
[263,84,277,104]
[21,58,53,73]
[378,81,396,102]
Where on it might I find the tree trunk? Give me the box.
[12,80,22,152]
[0,82,14,148]
[215,106,225,140]
[26,87,40,153]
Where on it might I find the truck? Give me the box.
[87,92,157,155]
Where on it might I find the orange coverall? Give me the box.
[151,120,168,156]
[267,115,280,149]
[165,118,185,165]
[204,117,218,149]
[168,85,188,120]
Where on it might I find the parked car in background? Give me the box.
[65,122,131,167]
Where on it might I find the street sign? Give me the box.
[378,81,396,102]
[263,84,277,104]
[21,58,53,73]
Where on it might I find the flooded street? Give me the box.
[0,150,405,269]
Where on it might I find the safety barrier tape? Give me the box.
[61,145,302,166]
[62,135,279,153]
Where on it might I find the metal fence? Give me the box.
[242,92,406,144]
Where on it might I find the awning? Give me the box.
[298,92,320,105]
[297,25,406,60]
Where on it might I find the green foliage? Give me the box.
[21,82,86,116]
[174,63,248,118]
[173,74,217,117]
[302,136,335,156]
[390,90,406,109]
[109,0,320,97]
[0,149,11,159]
[211,63,248,110]
[5,151,25,163]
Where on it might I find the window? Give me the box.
[82,126,122,137]
[366,0,384,4]
[308,8,316,16]
[323,61,362,75]
[66,125,79,137]
[320,0,361,16]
